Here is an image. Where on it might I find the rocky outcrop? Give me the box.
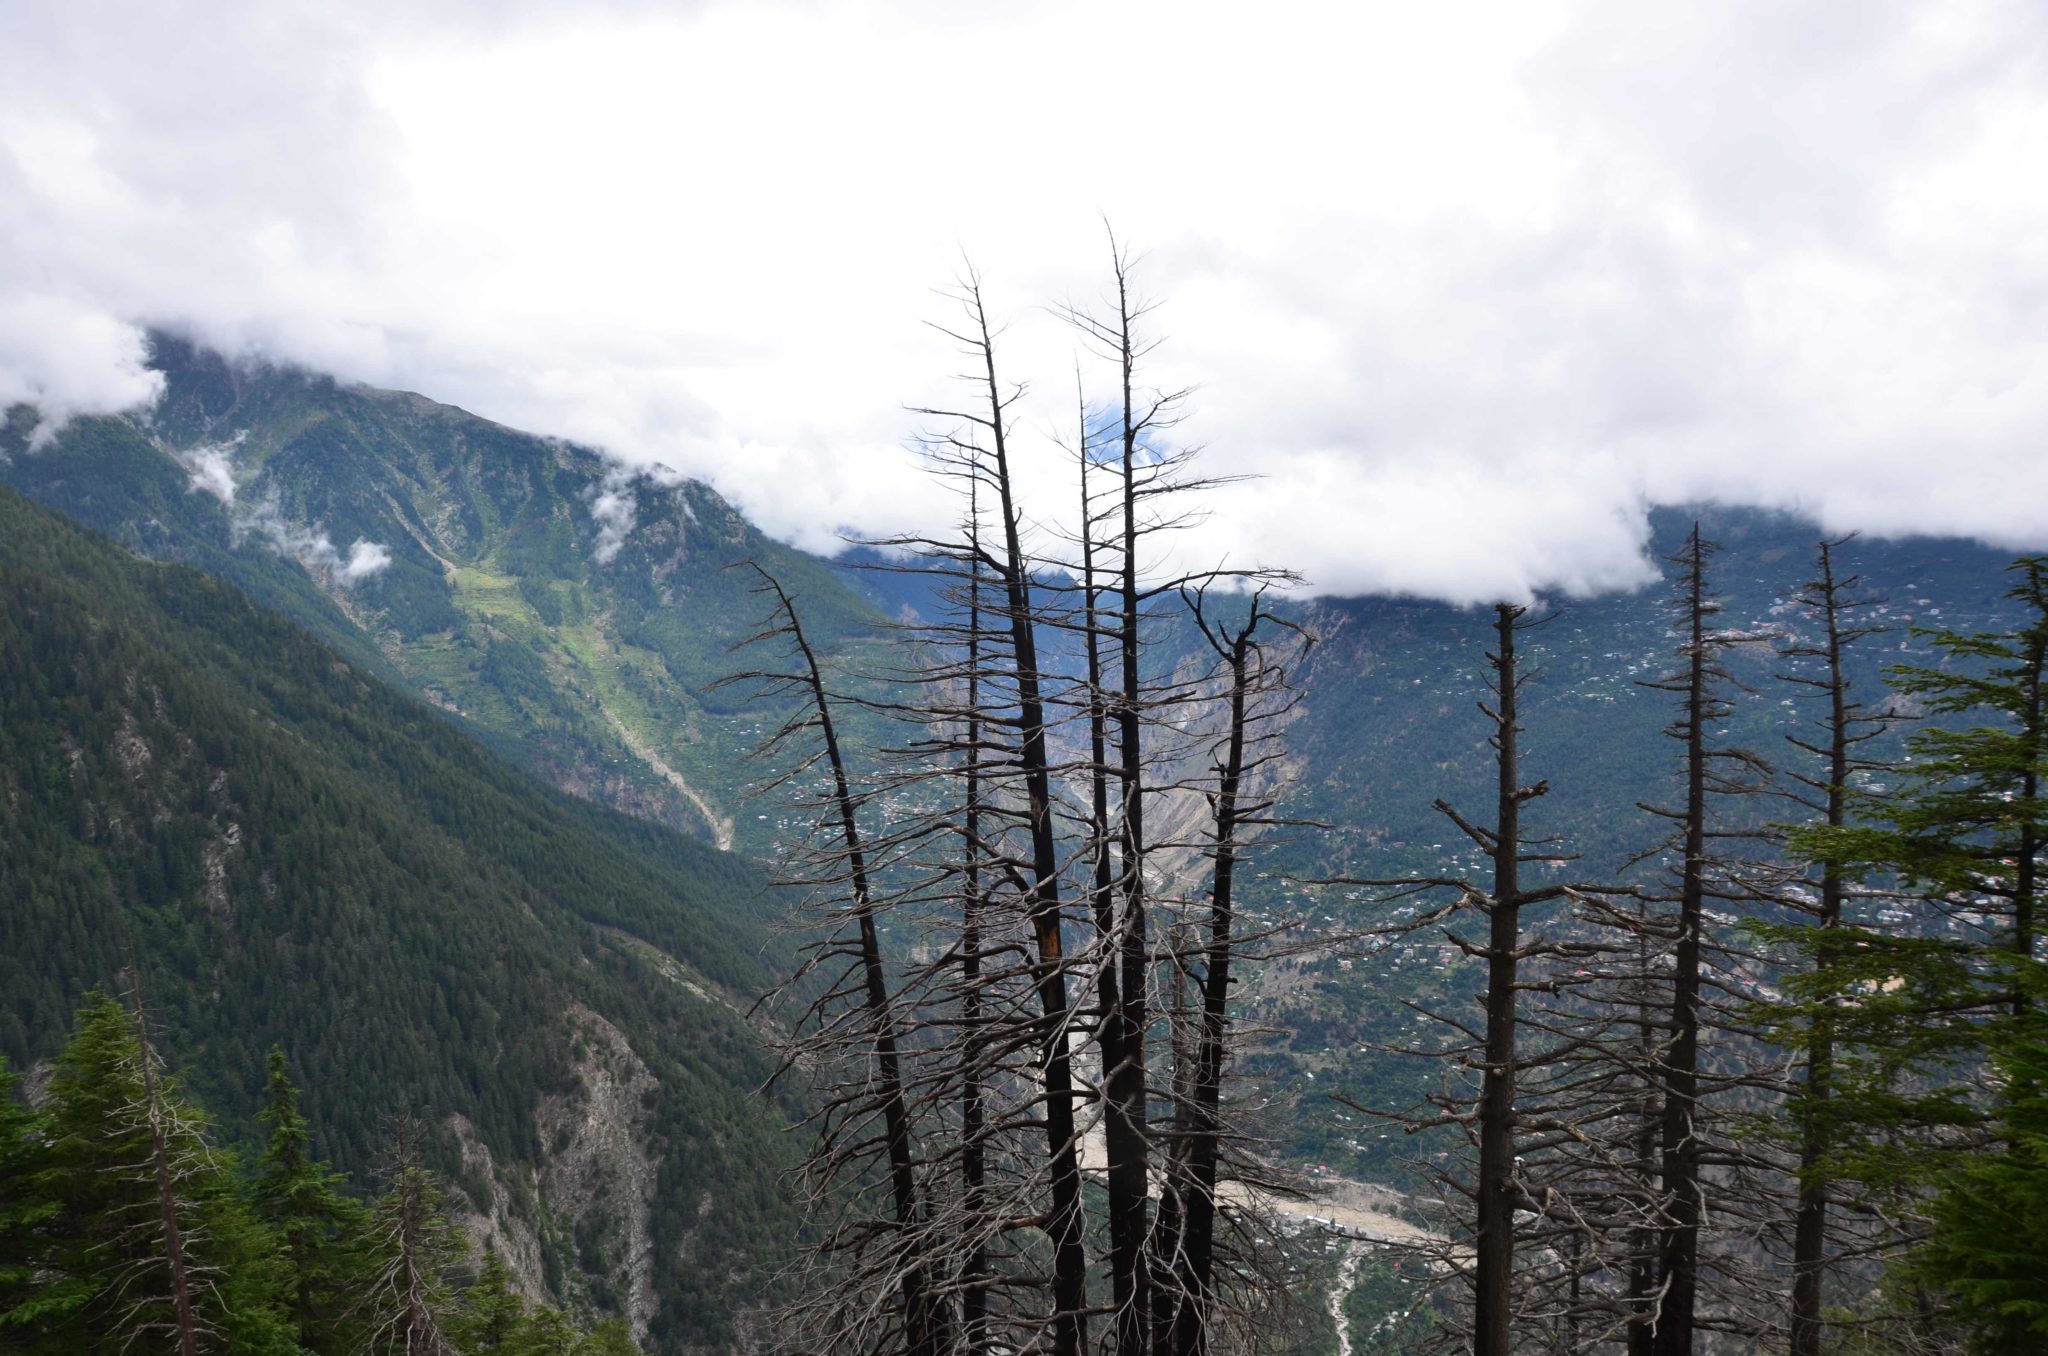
[445,1004,663,1344]
[537,1005,662,1343]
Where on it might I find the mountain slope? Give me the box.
[0,485,794,1353]
[2,334,885,850]
[1226,506,2028,1175]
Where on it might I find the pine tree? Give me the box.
[1915,1018,2048,1351]
[1784,557,2048,1344]
[521,1304,582,1354]
[0,1058,75,1346]
[1809,557,2048,1024]
[576,1318,642,1356]
[35,988,295,1354]
[452,1246,530,1354]
[255,1047,373,1355]
[1781,559,2048,1176]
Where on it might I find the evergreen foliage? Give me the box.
[1915,1021,2048,1352]
[257,1049,372,1354]
[0,992,640,1354]
[0,485,795,1349]
[24,990,295,1353]
[1783,560,2048,1179]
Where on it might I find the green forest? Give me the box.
[1,989,640,1354]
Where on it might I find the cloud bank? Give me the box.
[3,0,2046,603]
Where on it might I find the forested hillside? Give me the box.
[0,486,795,1352]
[1,991,643,1353]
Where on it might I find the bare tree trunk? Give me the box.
[960,488,991,1356]
[2015,601,2043,1016]
[1626,938,1664,1356]
[131,983,202,1356]
[1788,539,1852,1356]
[747,568,949,1356]
[1166,594,1269,1356]
[1652,525,1712,1356]
[1104,244,1154,1356]
[966,284,1090,1356]
[1474,602,1527,1356]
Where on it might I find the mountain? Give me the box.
[2,333,885,852]
[0,485,796,1353]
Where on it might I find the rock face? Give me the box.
[537,1005,662,1342]
[447,1005,661,1341]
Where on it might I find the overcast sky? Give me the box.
[4,0,2045,603]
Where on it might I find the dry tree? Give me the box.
[360,1116,464,1356]
[1533,524,1788,1355]
[1319,602,1609,1354]
[734,246,1316,1356]
[1759,537,1898,1354]
[720,565,953,1356]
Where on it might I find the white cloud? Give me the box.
[0,294,162,448]
[181,444,238,505]
[338,539,393,584]
[587,470,637,564]
[230,489,391,587]
[3,0,2046,601]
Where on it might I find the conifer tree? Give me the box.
[452,1246,528,1354]
[256,1047,374,1355]
[35,988,294,1354]
[1914,1020,2048,1351]
[577,1318,643,1356]
[1784,556,2048,1344]
[0,1058,71,1346]
[1797,557,2048,1032]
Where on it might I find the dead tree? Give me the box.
[1159,585,1307,1356]
[750,249,1310,1356]
[1323,604,1596,1353]
[725,566,950,1356]
[1772,538,1892,1356]
[128,974,204,1356]
[1465,604,1572,1356]
[363,1118,460,1356]
[908,270,1090,1356]
[1629,524,1778,1354]
[958,481,992,1356]
[1057,235,1296,1356]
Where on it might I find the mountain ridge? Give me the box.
[4,332,887,852]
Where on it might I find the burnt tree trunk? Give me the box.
[1651,526,1712,1356]
[969,289,1090,1356]
[1474,602,1530,1356]
[752,570,949,1356]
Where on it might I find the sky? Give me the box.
[3,0,2046,604]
